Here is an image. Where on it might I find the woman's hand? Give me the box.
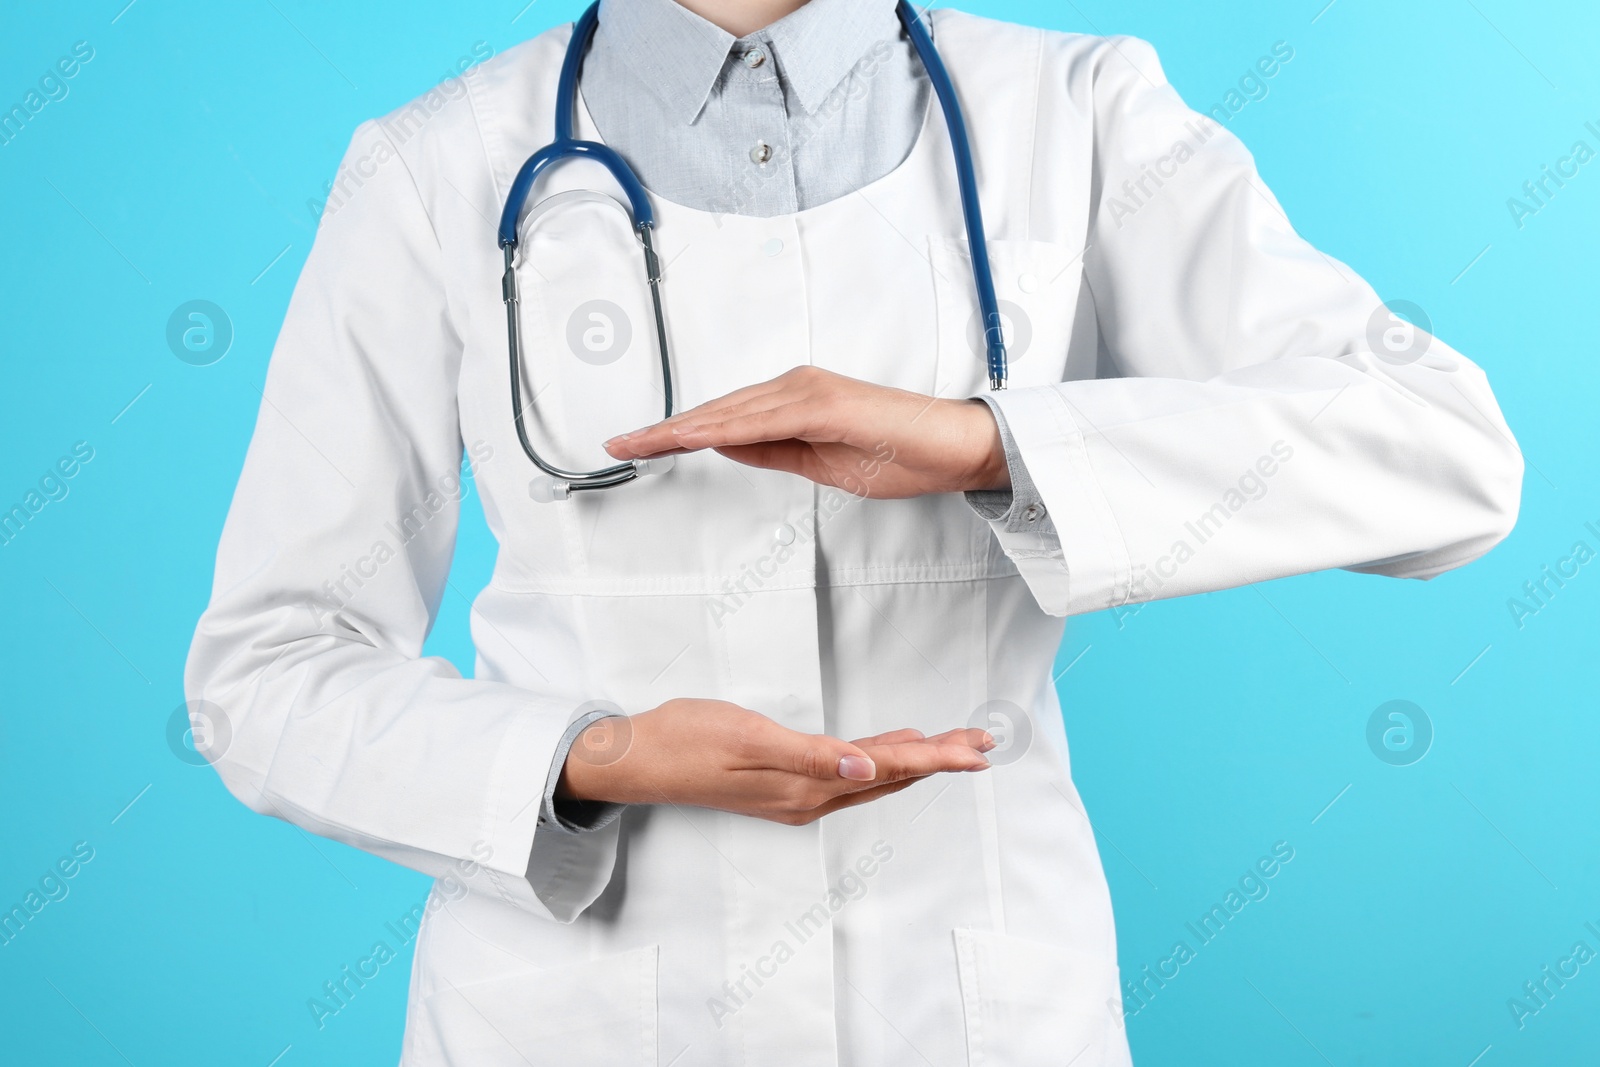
[603,366,1010,498]
[557,698,993,826]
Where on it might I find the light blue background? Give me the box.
[2,1,1596,1063]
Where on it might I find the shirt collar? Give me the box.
[594,0,903,124]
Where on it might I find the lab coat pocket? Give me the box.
[928,236,1088,399]
[415,943,659,1065]
[952,928,1127,1067]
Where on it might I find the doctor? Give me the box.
[186,0,1523,1063]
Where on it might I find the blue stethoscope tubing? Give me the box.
[497,0,1006,497]
[897,1,1008,392]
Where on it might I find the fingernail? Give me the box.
[965,758,991,772]
[978,732,996,753]
[839,755,876,781]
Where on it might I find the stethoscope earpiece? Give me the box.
[528,476,571,503]
[632,454,674,479]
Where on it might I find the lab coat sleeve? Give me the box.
[986,37,1523,616]
[183,120,617,923]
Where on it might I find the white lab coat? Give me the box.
[185,10,1521,1066]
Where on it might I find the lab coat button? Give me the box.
[743,48,767,69]
[763,238,784,257]
[774,523,796,546]
[750,142,773,164]
[1018,272,1039,293]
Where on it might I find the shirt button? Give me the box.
[743,48,767,68]
[774,523,796,546]
[1023,504,1044,524]
[1018,273,1039,293]
[750,141,772,164]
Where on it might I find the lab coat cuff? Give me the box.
[477,701,621,924]
[984,385,1132,617]
[478,703,563,881]
[540,710,627,834]
[963,393,1058,536]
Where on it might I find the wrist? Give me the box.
[554,751,591,801]
[557,715,632,803]
[960,399,1010,492]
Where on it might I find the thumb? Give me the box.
[798,736,877,782]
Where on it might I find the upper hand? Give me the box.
[603,366,1010,499]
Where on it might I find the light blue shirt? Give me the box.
[541,0,1050,832]
[583,0,924,217]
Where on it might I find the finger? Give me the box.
[859,740,990,783]
[823,739,970,799]
[742,721,880,783]
[619,402,823,458]
[849,728,926,747]
[611,443,700,459]
[659,366,844,430]
[603,410,745,459]
[917,727,995,752]
[812,735,960,799]
[659,382,793,429]
[603,381,794,458]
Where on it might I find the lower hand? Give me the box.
[557,698,993,826]
[603,366,1010,498]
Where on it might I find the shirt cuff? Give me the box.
[539,709,627,834]
[963,393,1057,536]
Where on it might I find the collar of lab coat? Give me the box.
[593,0,902,123]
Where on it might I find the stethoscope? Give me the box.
[498,0,1006,500]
